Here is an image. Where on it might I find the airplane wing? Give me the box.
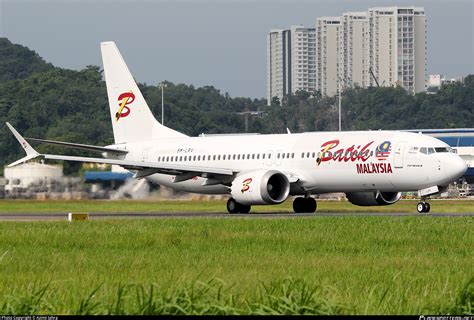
[26,137,128,154]
[6,122,234,179]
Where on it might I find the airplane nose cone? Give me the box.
[451,156,468,179]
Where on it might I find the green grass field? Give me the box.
[0,210,472,314]
[0,199,473,213]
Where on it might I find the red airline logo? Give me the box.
[318,139,394,174]
[320,139,373,163]
[115,91,135,122]
[241,178,252,193]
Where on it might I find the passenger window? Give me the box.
[291,153,294,159]
[213,155,216,160]
[277,153,280,159]
[252,154,255,159]
[257,154,260,159]
[218,155,221,160]
[223,155,226,160]
[262,154,266,159]
[306,152,310,158]
[268,153,272,159]
[301,152,305,158]
[419,147,427,154]
[282,153,285,159]
[312,152,315,158]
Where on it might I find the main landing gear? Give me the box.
[293,197,317,213]
[227,198,251,214]
[417,200,431,213]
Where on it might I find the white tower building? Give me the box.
[341,12,369,89]
[368,6,427,93]
[290,25,317,96]
[267,29,291,105]
[316,17,341,97]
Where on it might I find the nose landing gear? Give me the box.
[416,200,431,213]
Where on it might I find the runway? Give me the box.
[0,211,473,221]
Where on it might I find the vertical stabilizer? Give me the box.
[100,41,186,143]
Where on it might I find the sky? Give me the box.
[0,0,473,98]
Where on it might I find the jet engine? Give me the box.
[346,191,401,206]
[230,170,290,205]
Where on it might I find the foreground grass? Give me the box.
[0,199,473,213]
[0,217,472,314]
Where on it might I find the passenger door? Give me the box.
[394,141,407,168]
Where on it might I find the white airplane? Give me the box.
[6,42,467,214]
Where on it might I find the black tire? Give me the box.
[240,204,251,214]
[417,202,426,213]
[424,202,430,213]
[227,198,239,214]
[293,197,305,213]
[304,197,317,213]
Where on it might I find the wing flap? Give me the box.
[27,137,128,154]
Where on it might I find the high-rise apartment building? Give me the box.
[267,29,291,104]
[267,26,316,105]
[316,17,341,97]
[267,6,426,100]
[290,26,317,96]
[341,12,368,89]
[368,6,426,93]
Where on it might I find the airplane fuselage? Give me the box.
[110,130,466,195]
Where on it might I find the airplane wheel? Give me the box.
[424,202,430,213]
[305,197,317,213]
[227,198,251,214]
[417,202,430,213]
[293,197,305,213]
[227,198,239,214]
[240,204,251,214]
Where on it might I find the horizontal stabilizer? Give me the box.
[26,137,128,154]
[5,122,41,167]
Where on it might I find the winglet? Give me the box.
[5,122,41,167]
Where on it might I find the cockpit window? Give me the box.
[419,146,456,154]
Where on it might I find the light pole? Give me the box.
[159,82,167,125]
[338,77,342,131]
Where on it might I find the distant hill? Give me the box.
[0,38,54,81]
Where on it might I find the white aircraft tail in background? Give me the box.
[5,41,468,214]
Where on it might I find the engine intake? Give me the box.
[230,170,290,205]
[346,191,401,206]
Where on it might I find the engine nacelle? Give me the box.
[346,191,401,206]
[230,170,290,205]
